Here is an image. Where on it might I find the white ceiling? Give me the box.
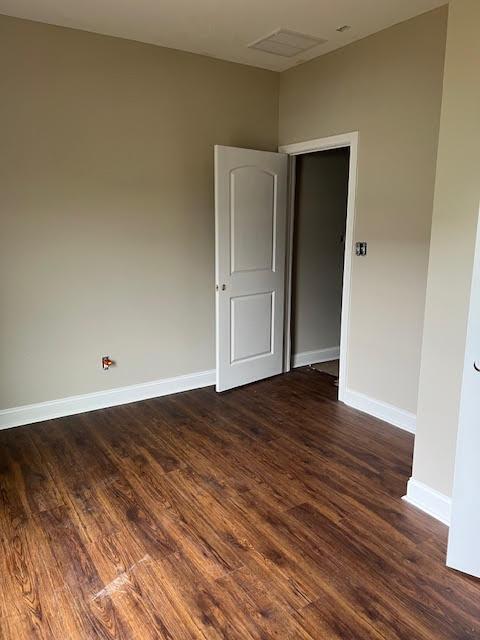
[0,0,447,71]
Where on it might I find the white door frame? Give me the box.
[447,206,480,578]
[279,131,359,402]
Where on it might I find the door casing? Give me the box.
[447,206,480,578]
[279,132,359,402]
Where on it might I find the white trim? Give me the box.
[403,478,451,526]
[279,131,359,403]
[446,206,480,575]
[343,388,416,434]
[279,132,358,157]
[0,369,216,430]
[292,346,340,368]
[283,154,296,373]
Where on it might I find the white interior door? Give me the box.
[447,209,480,578]
[215,145,288,392]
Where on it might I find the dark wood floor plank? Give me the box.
[226,379,412,497]
[166,397,310,511]
[223,489,437,640]
[36,505,131,639]
[86,531,197,639]
[215,568,314,640]
[104,404,186,475]
[0,507,98,639]
[265,434,446,543]
[294,595,386,640]
[0,429,63,541]
[1,368,479,639]
[162,467,324,604]
[151,551,253,640]
[27,418,121,545]
[289,501,480,640]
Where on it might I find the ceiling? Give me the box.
[0,0,447,71]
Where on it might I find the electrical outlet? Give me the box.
[102,356,114,370]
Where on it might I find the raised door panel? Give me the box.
[230,167,276,274]
[231,292,274,363]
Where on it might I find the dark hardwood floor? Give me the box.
[1,368,479,639]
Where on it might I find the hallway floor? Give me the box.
[310,359,339,377]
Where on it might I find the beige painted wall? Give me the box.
[292,149,349,356]
[279,7,448,414]
[413,0,480,497]
[0,15,278,408]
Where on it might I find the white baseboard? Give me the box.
[342,389,416,434]
[0,369,216,431]
[293,346,340,368]
[403,478,451,526]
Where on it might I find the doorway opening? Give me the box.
[291,147,349,388]
[280,133,358,401]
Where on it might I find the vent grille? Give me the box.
[249,29,327,58]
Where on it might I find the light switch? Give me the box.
[355,242,367,256]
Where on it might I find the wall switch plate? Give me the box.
[355,241,367,256]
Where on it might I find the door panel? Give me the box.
[231,167,275,273]
[447,210,480,578]
[215,145,288,392]
[231,292,274,363]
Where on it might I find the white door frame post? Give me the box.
[279,132,359,402]
[447,206,480,578]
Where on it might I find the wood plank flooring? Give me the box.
[1,368,479,639]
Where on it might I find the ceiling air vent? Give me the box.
[248,29,327,58]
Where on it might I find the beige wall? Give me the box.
[413,0,480,497]
[0,15,278,408]
[0,9,451,422]
[293,149,349,356]
[279,7,448,414]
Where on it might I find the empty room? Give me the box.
[1,0,480,638]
